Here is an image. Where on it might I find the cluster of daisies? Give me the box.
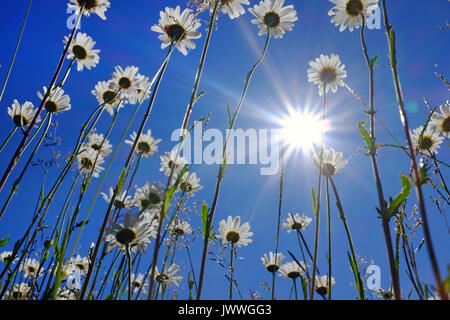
[217,213,335,297]
[0,251,89,300]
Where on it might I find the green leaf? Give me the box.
[0,236,9,248]
[388,174,412,217]
[371,55,379,68]
[357,120,373,153]
[163,165,188,216]
[347,252,365,300]
[201,202,210,240]
[193,91,206,105]
[104,294,114,300]
[312,187,317,216]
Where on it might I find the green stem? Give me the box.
[229,244,234,300]
[381,0,446,300]
[196,29,271,301]
[0,126,18,153]
[126,244,132,300]
[328,176,364,300]
[0,0,33,103]
[326,178,332,300]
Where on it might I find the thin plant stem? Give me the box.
[326,177,331,300]
[180,0,219,134]
[381,0,447,300]
[0,5,84,193]
[328,176,364,300]
[360,15,401,300]
[272,141,284,300]
[0,126,18,153]
[0,112,51,220]
[229,244,234,300]
[80,45,174,300]
[309,87,327,300]
[126,244,132,300]
[196,29,271,300]
[0,0,33,103]
[293,278,298,300]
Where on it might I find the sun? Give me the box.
[280,111,328,151]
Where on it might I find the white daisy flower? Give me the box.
[150,6,202,56]
[76,148,105,178]
[179,172,203,195]
[261,251,285,273]
[313,148,347,177]
[56,288,78,300]
[0,251,18,265]
[278,261,307,279]
[82,131,112,157]
[68,255,89,275]
[411,126,444,154]
[7,100,40,128]
[101,187,133,209]
[91,80,120,115]
[130,273,148,294]
[282,213,312,233]
[37,86,71,114]
[68,0,111,20]
[168,220,192,236]
[110,66,148,105]
[125,129,161,158]
[154,264,183,287]
[64,32,100,71]
[210,0,250,19]
[3,283,30,300]
[218,215,253,247]
[132,182,164,211]
[160,150,188,176]
[314,274,336,296]
[106,212,156,254]
[19,258,42,279]
[328,0,379,32]
[307,54,347,96]
[249,0,298,39]
[373,287,393,300]
[429,101,450,138]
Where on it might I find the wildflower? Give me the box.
[151,6,202,56]
[7,100,40,127]
[313,148,347,177]
[64,32,100,71]
[429,101,450,138]
[131,273,148,294]
[76,148,105,177]
[132,182,164,211]
[110,66,148,105]
[0,251,18,265]
[101,187,133,209]
[160,150,188,176]
[314,275,336,297]
[168,220,192,236]
[106,212,156,253]
[4,283,30,300]
[328,0,379,32]
[179,172,203,194]
[307,54,347,96]
[19,258,42,278]
[125,129,161,158]
[219,216,253,247]
[278,261,307,279]
[92,80,120,115]
[411,126,444,154]
[261,251,285,273]
[68,255,89,275]
[282,213,312,233]
[37,86,71,114]
[83,131,112,157]
[154,264,183,287]
[211,0,250,19]
[68,0,111,20]
[249,0,298,39]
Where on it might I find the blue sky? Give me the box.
[0,0,448,300]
